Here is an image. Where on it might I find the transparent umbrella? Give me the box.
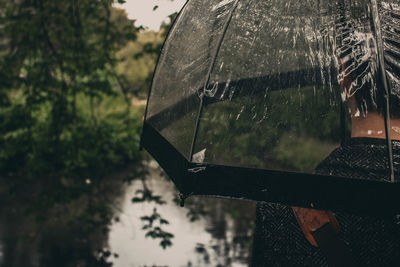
[141,0,400,216]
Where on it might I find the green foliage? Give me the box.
[114,12,177,99]
[189,85,342,171]
[273,134,337,172]
[0,0,178,264]
[0,0,143,209]
[116,31,164,98]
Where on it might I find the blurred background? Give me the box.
[0,0,255,266]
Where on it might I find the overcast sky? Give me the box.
[114,0,186,30]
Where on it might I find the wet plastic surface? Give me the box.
[144,0,400,204]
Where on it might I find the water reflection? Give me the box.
[0,168,126,267]
[109,159,255,267]
[0,158,255,266]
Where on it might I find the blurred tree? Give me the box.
[116,30,163,99]
[115,12,177,99]
[0,1,145,265]
[0,0,142,208]
[0,0,131,156]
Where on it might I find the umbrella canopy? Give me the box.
[141,0,400,216]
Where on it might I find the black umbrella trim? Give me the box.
[142,121,400,217]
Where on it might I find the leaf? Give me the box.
[153,5,159,11]
[160,239,172,249]
[160,218,169,225]
[164,233,174,238]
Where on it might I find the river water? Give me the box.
[0,158,255,267]
[108,160,256,267]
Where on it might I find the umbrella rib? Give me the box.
[188,0,242,161]
[339,0,347,146]
[371,0,395,182]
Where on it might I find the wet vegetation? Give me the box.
[1,0,160,266]
[0,0,345,264]
[0,1,255,266]
[195,86,343,172]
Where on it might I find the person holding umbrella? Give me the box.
[252,1,400,265]
[140,0,400,265]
